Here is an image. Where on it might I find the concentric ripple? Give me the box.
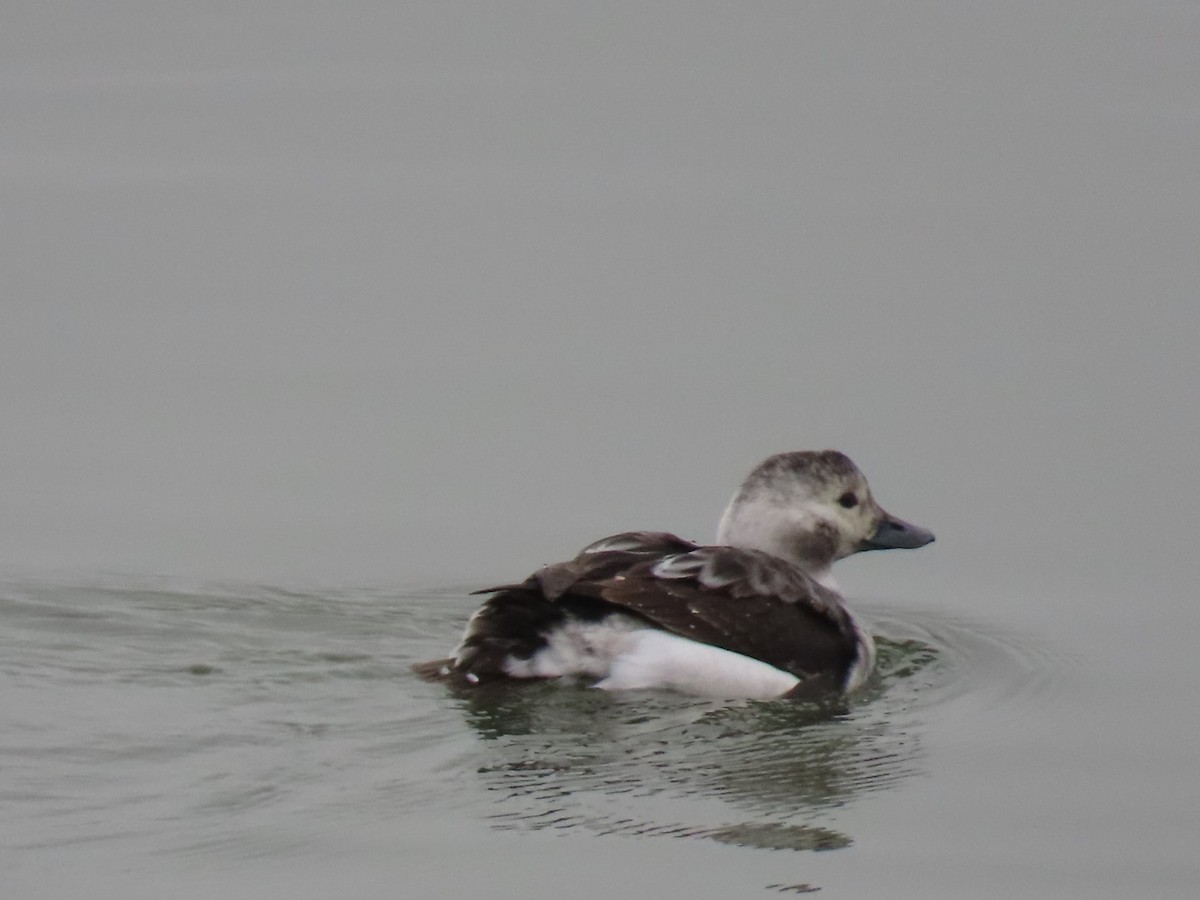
[439,597,1073,852]
[0,578,1073,868]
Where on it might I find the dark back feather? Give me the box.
[452,531,861,684]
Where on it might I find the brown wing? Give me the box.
[594,547,860,680]
[454,532,701,677]
[470,531,701,600]
[455,535,858,684]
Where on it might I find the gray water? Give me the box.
[4,3,1200,898]
[2,576,1192,898]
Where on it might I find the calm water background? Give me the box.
[3,3,1198,897]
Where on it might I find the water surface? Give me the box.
[11,576,1183,899]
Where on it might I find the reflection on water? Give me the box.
[437,601,1061,857]
[442,629,948,853]
[1,578,1063,893]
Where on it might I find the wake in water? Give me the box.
[430,597,1067,856]
[0,577,1068,878]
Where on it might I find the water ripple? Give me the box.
[440,598,1072,852]
[0,578,1071,870]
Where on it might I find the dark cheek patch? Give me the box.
[794,521,838,564]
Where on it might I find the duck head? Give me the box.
[716,450,934,588]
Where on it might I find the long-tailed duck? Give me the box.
[417,450,934,698]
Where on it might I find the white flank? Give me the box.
[502,619,799,699]
[501,615,645,680]
[596,630,800,699]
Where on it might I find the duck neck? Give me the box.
[808,567,840,593]
[717,500,841,591]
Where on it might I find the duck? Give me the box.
[416,450,934,699]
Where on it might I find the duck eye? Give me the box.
[837,491,858,509]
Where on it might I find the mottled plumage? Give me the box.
[418,450,934,698]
